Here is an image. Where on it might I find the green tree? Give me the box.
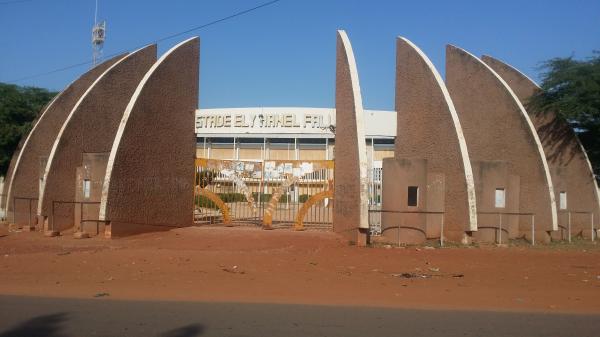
[527,52,600,179]
[0,83,57,176]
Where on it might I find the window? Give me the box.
[559,191,567,210]
[373,138,395,151]
[495,188,505,208]
[83,179,91,199]
[407,186,419,207]
[209,137,235,144]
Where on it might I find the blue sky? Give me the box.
[1,0,599,110]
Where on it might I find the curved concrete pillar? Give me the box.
[2,100,58,217]
[0,176,4,219]
[3,54,127,228]
[483,55,600,239]
[99,37,199,237]
[333,30,369,245]
[446,45,557,243]
[2,120,37,211]
[38,45,157,233]
[382,37,477,244]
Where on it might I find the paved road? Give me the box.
[0,295,599,337]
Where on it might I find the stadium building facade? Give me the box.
[195,107,395,165]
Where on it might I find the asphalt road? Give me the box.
[0,295,599,337]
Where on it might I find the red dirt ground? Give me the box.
[1,226,599,313]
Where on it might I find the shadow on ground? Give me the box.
[0,313,68,337]
[0,312,204,337]
[160,324,204,337]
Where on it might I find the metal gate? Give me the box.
[194,158,334,230]
[368,165,383,235]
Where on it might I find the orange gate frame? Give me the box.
[195,187,231,225]
[196,158,334,229]
[293,189,334,231]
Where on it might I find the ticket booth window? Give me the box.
[83,179,91,199]
[407,186,419,207]
[559,191,567,210]
[495,188,505,208]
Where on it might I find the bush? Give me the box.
[251,192,272,202]
[218,192,247,203]
[196,192,247,208]
[195,195,218,209]
[249,192,294,203]
[298,194,311,203]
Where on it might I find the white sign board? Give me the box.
[196,107,335,136]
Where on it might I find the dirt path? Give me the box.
[1,226,599,313]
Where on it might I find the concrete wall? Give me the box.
[446,45,557,243]
[73,153,110,236]
[38,46,157,233]
[471,160,520,243]
[99,37,199,237]
[333,30,369,245]
[3,54,127,229]
[382,158,446,243]
[482,56,600,240]
[382,37,477,244]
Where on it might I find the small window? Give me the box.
[559,191,567,210]
[407,186,419,207]
[83,179,91,199]
[495,188,505,208]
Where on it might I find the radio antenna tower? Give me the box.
[91,0,106,66]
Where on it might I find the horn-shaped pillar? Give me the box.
[483,55,600,240]
[381,37,477,245]
[333,30,369,245]
[99,37,199,237]
[38,45,157,235]
[2,54,127,230]
[446,45,557,244]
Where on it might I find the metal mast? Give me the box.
[92,0,106,66]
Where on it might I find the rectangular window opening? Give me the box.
[83,179,91,199]
[495,188,505,208]
[559,191,567,210]
[407,186,419,207]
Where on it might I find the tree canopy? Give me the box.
[0,82,57,177]
[527,52,600,179]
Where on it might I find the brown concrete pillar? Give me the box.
[333,30,369,246]
[446,45,557,243]
[99,37,199,237]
